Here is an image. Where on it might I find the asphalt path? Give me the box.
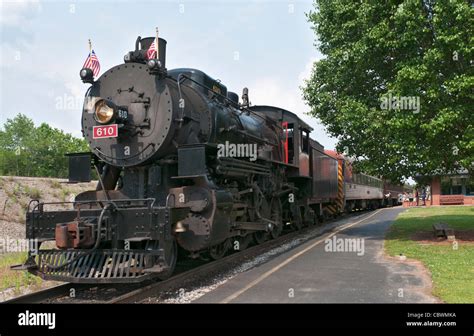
[195,207,438,303]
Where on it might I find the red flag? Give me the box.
[146,39,157,60]
[82,50,100,77]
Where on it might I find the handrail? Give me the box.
[29,198,157,214]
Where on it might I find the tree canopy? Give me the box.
[0,114,88,177]
[303,0,473,182]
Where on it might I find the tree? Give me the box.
[0,114,88,177]
[0,114,36,176]
[303,0,473,182]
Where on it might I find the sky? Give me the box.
[0,0,337,149]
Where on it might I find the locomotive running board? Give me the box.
[234,221,271,231]
[29,249,163,284]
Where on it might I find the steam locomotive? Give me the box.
[16,37,399,283]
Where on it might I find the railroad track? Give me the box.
[5,283,90,304]
[5,211,371,304]
[4,260,205,304]
[5,229,305,304]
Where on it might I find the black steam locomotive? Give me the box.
[16,37,390,283]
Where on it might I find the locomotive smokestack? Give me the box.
[140,36,167,68]
[124,36,167,67]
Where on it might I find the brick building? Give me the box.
[416,169,474,206]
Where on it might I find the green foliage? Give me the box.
[303,1,473,181]
[60,187,72,202]
[24,186,42,200]
[385,207,474,303]
[0,114,88,178]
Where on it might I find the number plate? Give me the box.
[93,124,118,139]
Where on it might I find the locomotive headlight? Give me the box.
[94,100,115,124]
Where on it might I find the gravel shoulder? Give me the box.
[0,176,96,241]
[0,176,96,299]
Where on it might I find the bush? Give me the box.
[49,180,62,189]
[25,187,41,200]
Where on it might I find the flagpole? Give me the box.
[155,27,159,60]
[88,39,92,55]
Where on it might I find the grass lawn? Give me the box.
[0,252,42,293]
[385,206,474,303]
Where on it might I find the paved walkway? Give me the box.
[196,208,438,303]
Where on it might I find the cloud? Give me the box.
[0,0,42,51]
[0,65,85,138]
[298,56,317,83]
[0,0,42,27]
[249,77,303,112]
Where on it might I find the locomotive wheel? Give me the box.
[313,215,320,226]
[209,239,231,260]
[156,238,178,280]
[305,209,317,227]
[253,231,269,245]
[269,198,283,239]
[291,205,303,231]
[293,220,303,231]
[252,189,270,244]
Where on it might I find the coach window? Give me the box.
[286,124,294,164]
[301,129,309,153]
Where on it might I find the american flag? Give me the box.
[82,50,100,78]
[146,39,157,60]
